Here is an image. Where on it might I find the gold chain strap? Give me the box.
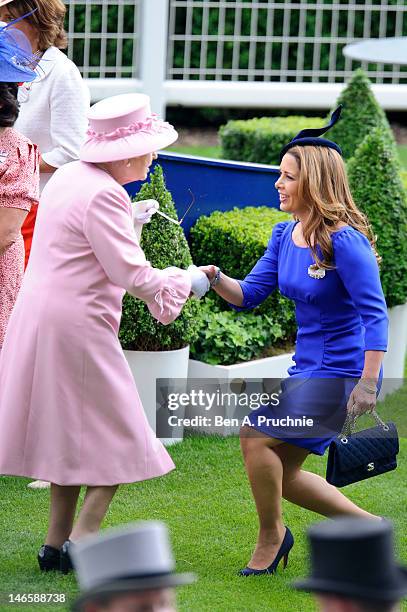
[339,408,389,444]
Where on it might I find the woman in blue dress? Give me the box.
[199,108,388,576]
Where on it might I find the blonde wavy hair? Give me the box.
[6,0,67,51]
[286,145,380,269]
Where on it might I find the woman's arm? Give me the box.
[198,221,289,310]
[199,265,243,306]
[362,350,385,383]
[333,229,388,415]
[0,207,28,256]
[84,187,192,325]
[43,62,90,169]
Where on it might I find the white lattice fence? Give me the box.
[63,0,407,113]
[167,0,407,84]
[65,0,141,79]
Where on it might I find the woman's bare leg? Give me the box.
[45,484,81,548]
[240,426,287,569]
[70,485,118,541]
[274,443,379,518]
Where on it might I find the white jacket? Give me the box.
[15,46,90,191]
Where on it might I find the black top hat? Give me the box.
[279,105,343,162]
[294,518,407,602]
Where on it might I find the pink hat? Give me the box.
[80,93,178,163]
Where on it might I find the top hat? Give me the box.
[279,105,343,162]
[0,11,38,83]
[71,522,196,611]
[80,93,178,163]
[294,518,407,602]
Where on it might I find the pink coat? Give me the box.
[0,161,191,486]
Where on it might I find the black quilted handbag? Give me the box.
[326,410,399,488]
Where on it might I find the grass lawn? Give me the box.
[1,382,406,612]
[398,144,407,170]
[168,144,221,159]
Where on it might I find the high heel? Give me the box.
[60,540,73,574]
[239,527,294,576]
[37,545,60,571]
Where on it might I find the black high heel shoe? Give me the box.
[239,527,294,576]
[37,545,60,571]
[60,540,73,574]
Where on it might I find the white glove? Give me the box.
[132,199,160,225]
[187,265,210,299]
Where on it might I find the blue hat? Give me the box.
[0,11,38,83]
[279,105,343,162]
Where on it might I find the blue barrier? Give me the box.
[124,152,281,236]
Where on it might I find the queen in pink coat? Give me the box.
[0,92,209,573]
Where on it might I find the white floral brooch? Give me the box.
[308,264,326,279]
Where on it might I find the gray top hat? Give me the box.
[294,518,407,602]
[71,522,196,611]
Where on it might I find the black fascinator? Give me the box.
[279,105,343,162]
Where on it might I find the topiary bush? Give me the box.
[119,165,200,351]
[347,128,407,308]
[328,69,395,160]
[219,116,324,165]
[189,206,297,359]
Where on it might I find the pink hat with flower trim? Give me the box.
[80,93,178,163]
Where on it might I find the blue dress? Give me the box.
[232,221,388,455]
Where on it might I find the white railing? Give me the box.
[64,0,407,114]
[66,0,141,78]
[167,0,407,84]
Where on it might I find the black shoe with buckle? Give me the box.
[38,545,60,572]
[60,540,73,574]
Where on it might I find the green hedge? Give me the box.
[348,129,407,308]
[219,116,324,166]
[328,69,396,161]
[189,207,296,365]
[119,166,200,351]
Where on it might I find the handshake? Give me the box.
[187,265,219,299]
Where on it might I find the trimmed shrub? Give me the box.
[329,69,395,160]
[219,116,324,165]
[348,129,407,308]
[119,165,200,351]
[189,206,297,356]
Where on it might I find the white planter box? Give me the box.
[380,302,407,399]
[187,353,294,435]
[124,346,189,445]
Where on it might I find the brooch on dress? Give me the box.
[308,264,325,279]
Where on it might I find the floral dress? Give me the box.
[0,128,39,347]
